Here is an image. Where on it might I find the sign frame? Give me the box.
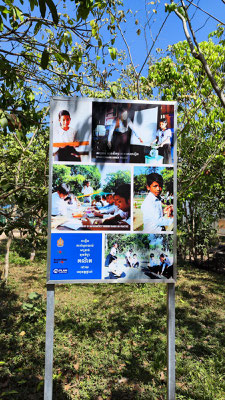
[47,97,177,284]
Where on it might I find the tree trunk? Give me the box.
[4,233,13,282]
[30,248,36,261]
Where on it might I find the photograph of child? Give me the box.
[103,234,174,281]
[52,99,91,163]
[51,164,131,232]
[133,167,174,233]
[92,101,174,164]
[156,118,173,164]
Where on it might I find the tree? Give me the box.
[52,165,101,194]
[103,170,131,192]
[167,1,225,107]
[0,0,126,280]
[140,36,225,260]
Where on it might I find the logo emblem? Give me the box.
[57,237,64,247]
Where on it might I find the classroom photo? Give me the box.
[91,101,175,164]
[51,164,131,232]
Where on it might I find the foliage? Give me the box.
[102,170,131,192]
[140,35,225,260]
[0,0,124,103]
[53,165,101,194]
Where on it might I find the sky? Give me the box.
[114,0,225,76]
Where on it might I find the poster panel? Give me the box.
[47,98,177,283]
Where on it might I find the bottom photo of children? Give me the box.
[103,233,174,281]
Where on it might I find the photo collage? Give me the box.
[48,98,176,283]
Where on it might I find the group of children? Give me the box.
[105,243,140,279]
[104,244,172,280]
[52,172,173,233]
[147,253,173,278]
[82,184,131,229]
[52,181,131,230]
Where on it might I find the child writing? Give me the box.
[53,110,81,162]
[141,173,173,233]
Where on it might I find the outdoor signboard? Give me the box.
[47,98,177,283]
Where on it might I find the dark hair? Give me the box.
[56,183,70,195]
[150,253,154,258]
[83,180,90,187]
[94,195,100,201]
[159,117,168,126]
[58,110,70,119]
[114,184,130,203]
[146,173,163,187]
[160,253,165,258]
[106,193,113,198]
[133,254,137,257]
[102,195,106,200]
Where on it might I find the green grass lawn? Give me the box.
[0,240,225,399]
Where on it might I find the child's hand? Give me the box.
[94,211,103,217]
[82,218,92,226]
[164,205,173,217]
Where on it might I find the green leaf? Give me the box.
[165,2,177,13]
[1,391,19,397]
[41,49,49,69]
[38,0,46,19]
[46,0,59,25]
[0,116,8,129]
[14,6,24,22]
[34,21,42,35]
[110,84,117,98]
[108,47,117,60]
[22,303,34,310]
[28,291,41,300]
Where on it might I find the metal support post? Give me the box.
[44,284,55,400]
[167,283,176,400]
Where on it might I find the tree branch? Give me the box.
[173,1,225,108]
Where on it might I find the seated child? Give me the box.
[82,184,131,230]
[53,110,81,162]
[101,184,131,227]
[52,183,70,216]
[101,195,108,207]
[131,254,139,268]
[93,193,116,215]
[92,195,104,208]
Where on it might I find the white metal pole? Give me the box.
[167,282,176,400]
[44,284,55,400]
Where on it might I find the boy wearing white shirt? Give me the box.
[52,183,70,216]
[82,180,94,204]
[141,173,173,233]
[53,110,81,161]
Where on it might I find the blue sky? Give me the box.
[134,166,166,176]
[114,0,225,76]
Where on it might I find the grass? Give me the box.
[0,239,225,399]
